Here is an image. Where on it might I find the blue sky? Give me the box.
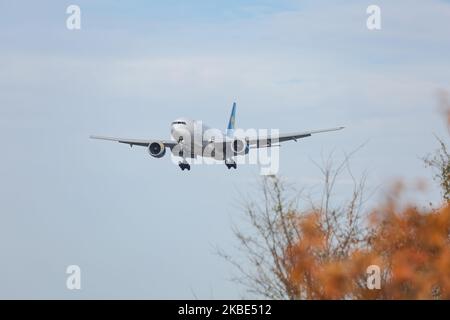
[0,0,449,298]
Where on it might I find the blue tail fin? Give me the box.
[226,102,236,137]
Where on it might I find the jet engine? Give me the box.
[148,142,166,158]
[231,138,250,155]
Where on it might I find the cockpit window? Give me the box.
[172,121,187,125]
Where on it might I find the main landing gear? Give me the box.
[179,161,191,171]
[225,159,237,170]
[178,160,237,171]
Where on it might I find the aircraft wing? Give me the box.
[247,126,345,147]
[90,135,178,148]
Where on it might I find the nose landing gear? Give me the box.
[179,161,191,171]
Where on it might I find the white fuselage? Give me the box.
[170,118,234,160]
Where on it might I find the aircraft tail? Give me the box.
[226,102,236,137]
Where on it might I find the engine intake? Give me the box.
[148,142,166,158]
[231,138,249,155]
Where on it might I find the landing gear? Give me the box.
[177,141,190,171]
[179,161,191,171]
[225,159,237,170]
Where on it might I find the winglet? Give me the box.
[226,102,236,137]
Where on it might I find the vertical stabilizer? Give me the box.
[226,102,236,137]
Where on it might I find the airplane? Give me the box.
[90,102,344,171]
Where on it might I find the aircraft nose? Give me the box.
[171,125,181,140]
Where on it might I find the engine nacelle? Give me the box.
[231,138,250,155]
[148,142,166,158]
